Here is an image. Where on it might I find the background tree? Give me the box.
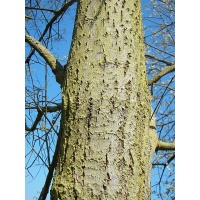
[25,0,175,199]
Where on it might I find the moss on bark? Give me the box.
[51,1,153,199]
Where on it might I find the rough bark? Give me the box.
[51,0,154,199]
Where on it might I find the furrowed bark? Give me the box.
[51,0,154,199]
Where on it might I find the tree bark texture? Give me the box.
[51,0,153,199]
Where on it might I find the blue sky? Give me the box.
[25,3,77,199]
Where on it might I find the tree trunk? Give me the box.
[51,0,153,199]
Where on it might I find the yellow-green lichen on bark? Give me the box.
[51,0,152,199]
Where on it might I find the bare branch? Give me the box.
[145,42,174,57]
[165,154,175,165]
[25,110,43,132]
[26,103,62,113]
[148,65,175,86]
[156,140,175,151]
[145,54,173,66]
[25,6,57,13]
[38,125,62,200]
[25,34,64,85]
[25,15,32,20]
[25,0,77,64]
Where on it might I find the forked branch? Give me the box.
[149,110,175,153]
